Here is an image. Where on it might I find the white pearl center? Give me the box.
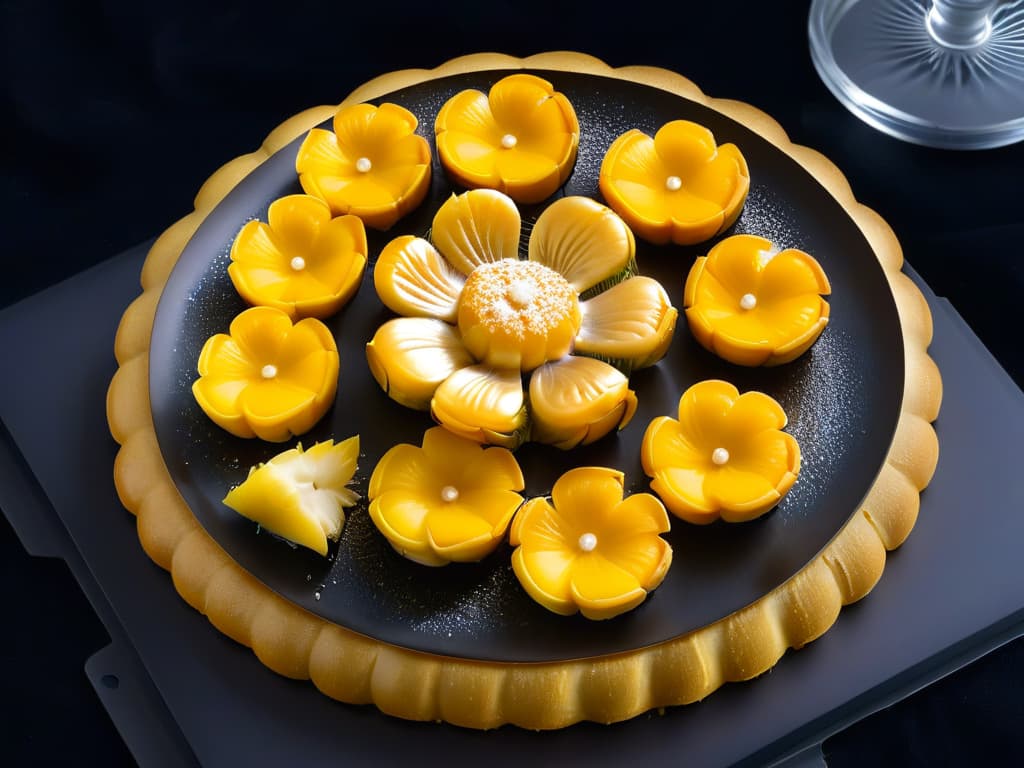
[500,133,518,149]
[578,532,598,552]
[712,447,730,466]
[665,175,682,191]
[355,157,372,173]
[261,364,278,379]
[440,485,460,503]
[290,256,306,271]
[739,293,757,310]
[507,278,537,308]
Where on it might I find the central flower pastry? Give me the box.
[458,258,581,371]
[366,189,678,450]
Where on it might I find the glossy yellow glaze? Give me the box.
[368,427,525,566]
[295,102,431,230]
[367,190,668,449]
[683,234,832,366]
[192,306,338,441]
[599,120,749,245]
[228,194,367,319]
[222,438,359,555]
[509,467,672,619]
[641,380,800,524]
[435,74,579,203]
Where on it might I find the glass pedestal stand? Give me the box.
[809,0,1024,149]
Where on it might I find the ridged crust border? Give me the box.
[106,52,942,730]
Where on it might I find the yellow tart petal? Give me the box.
[494,149,561,200]
[365,317,474,410]
[425,507,498,561]
[196,334,256,380]
[488,74,569,135]
[569,553,648,620]
[759,248,832,301]
[509,497,570,550]
[434,130,500,188]
[529,356,637,449]
[511,546,576,616]
[266,194,332,255]
[435,89,502,145]
[368,489,438,560]
[675,379,739,452]
[650,466,719,523]
[191,375,252,437]
[374,235,465,321]
[528,196,635,294]
[454,488,523,533]
[722,390,788,439]
[727,429,801,485]
[575,276,677,369]
[640,415,707,476]
[461,445,525,494]
[368,442,443,498]
[332,102,418,158]
[417,423,485,470]
[228,306,293,363]
[230,220,287,270]
[652,120,717,176]
[703,233,771,296]
[598,532,673,591]
[549,466,624,528]
[418,426,524,494]
[296,128,348,177]
[703,465,782,519]
[603,491,672,539]
[431,189,521,276]
[430,366,526,447]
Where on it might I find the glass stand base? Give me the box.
[809,0,1024,149]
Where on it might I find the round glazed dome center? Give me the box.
[458,259,581,371]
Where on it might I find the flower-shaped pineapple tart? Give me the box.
[223,437,359,556]
[510,467,672,620]
[599,120,749,245]
[295,102,431,230]
[684,234,831,366]
[192,306,338,442]
[228,194,367,319]
[368,427,525,566]
[366,189,677,450]
[435,74,579,204]
[641,380,800,524]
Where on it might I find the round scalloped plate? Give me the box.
[108,52,941,730]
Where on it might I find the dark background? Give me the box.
[2,0,1021,765]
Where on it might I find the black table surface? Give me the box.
[3,1,1022,765]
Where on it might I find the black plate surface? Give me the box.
[149,70,903,663]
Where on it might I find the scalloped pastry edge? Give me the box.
[107,52,941,731]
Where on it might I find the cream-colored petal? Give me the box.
[431,189,521,276]
[430,365,526,439]
[374,235,465,321]
[575,276,677,368]
[365,318,474,410]
[529,356,636,447]
[528,196,635,294]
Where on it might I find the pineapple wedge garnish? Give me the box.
[223,437,359,556]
